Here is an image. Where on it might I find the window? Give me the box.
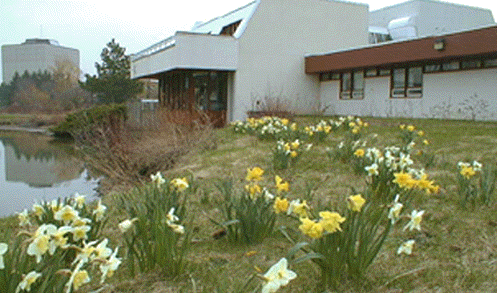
[365,68,377,77]
[442,61,460,71]
[461,60,482,69]
[424,64,441,72]
[340,70,364,100]
[391,66,422,98]
[484,58,497,68]
[320,72,340,81]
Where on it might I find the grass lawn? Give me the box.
[2,116,497,292]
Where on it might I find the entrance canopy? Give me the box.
[131,32,238,79]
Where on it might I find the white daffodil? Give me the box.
[48,226,73,255]
[171,177,189,192]
[73,193,86,209]
[15,271,42,293]
[32,204,45,220]
[72,225,91,242]
[72,217,91,227]
[118,218,138,233]
[94,239,112,259]
[166,208,179,223]
[18,209,31,227]
[388,195,403,225]
[397,239,415,255]
[54,205,79,225]
[65,260,90,293]
[72,240,98,265]
[404,210,425,231]
[0,242,8,269]
[365,163,379,176]
[472,160,482,172]
[150,171,166,186]
[93,200,107,222]
[27,224,57,263]
[262,258,297,293]
[167,223,185,234]
[99,247,121,284]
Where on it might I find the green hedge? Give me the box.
[50,103,127,138]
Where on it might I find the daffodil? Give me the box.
[0,242,7,269]
[150,171,166,186]
[18,209,31,226]
[397,239,415,255]
[275,175,289,193]
[54,205,79,225]
[74,193,86,209]
[48,226,73,255]
[261,258,297,293]
[15,271,42,293]
[166,207,179,223]
[299,217,324,239]
[460,165,476,179]
[393,171,416,189]
[388,195,403,224]
[407,125,415,132]
[93,199,107,222]
[94,238,112,259]
[347,194,366,212]
[99,247,121,284]
[118,218,138,233]
[318,211,346,233]
[354,148,365,157]
[168,223,185,234]
[65,260,90,293]
[246,167,264,182]
[245,183,262,198]
[365,163,379,176]
[72,225,91,241]
[32,204,45,220]
[273,197,289,214]
[27,224,56,263]
[288,199,309,218]
[404,210,424,231]
[171,177,189,192]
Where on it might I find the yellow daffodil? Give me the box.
[16,271,42,293]
[171,177,189,192]
[281,118,289,125]
[299,218,324,239]
[275,176,289,193]
[290,140,300,149]
[354,148,365,157]
[407,125,415,132]
[246,167,264,182]
[417,130,425,136]
[460,165,476,179]
[399,124,406,130]
[245,183,262,197]
[261,258,297,293]
[393,171,416,189]
[290,151,298,158]
[290,123,297,131]
[347,194,366,212]
[318,211,346,233]
[397,239,415,255]
[274,197,289,214]
[0,242,7,269]
[289,199,309,218]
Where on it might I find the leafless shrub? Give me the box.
[74,108,217,193]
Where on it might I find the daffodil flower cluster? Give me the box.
[457,161,481,179]
[273,139,312,169]
[231,116,297,140]
[4,194,119,293]
[303,120,332,141]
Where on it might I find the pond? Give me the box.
[0,131,99,218]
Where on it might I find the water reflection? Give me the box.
[0,131,99,218]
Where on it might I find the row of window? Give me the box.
[320,56,497,100]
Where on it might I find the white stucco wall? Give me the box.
[131,33,238,79]
[230,0,369,121]
[320,68,497,120]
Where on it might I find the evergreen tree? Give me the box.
[81,39,143,104]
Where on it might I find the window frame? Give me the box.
[390,66,423,98]
[340,70,365,100]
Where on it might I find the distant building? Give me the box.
[1,38,80,83]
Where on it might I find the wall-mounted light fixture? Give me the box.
[434,38,445,51]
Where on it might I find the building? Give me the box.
[131,0,497,123]
[1,38,80,83]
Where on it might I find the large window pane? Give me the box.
[392,68,406,88]
[353,71,364,91]
[408,67,422,88]
[341,72,352,91]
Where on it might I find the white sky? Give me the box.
[1,0,496,83]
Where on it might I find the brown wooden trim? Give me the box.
[306,25,497,74]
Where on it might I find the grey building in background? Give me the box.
[1,38,79,83]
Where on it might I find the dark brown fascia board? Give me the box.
[305,25,497,74]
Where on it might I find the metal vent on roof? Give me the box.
[388,16,418,40]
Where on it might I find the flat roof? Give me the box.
[305,24,497,73]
